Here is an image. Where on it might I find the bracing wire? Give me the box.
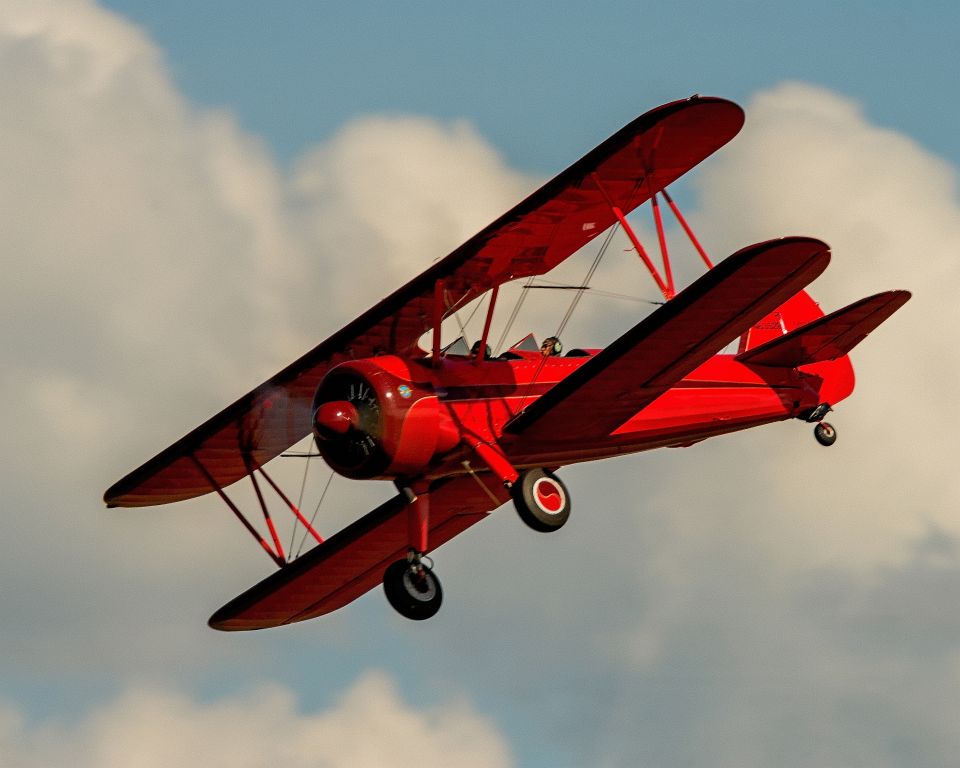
[461,291,487,329]
[515,224,619,412]
[450,290,488,346]
[553,223,619,339]
[524,279,659,305]
[494,275,536,354]
[289,443,313,557]
[296,469,335,558]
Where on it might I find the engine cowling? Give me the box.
[312,358,460,480]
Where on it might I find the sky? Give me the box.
[2,1,959,766]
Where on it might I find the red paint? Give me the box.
[314,401,359,436]
[534,478,564,513]
[651,193,675,298]
[662,188,713,269]
[257,468,325,546]
[591,172,671,300]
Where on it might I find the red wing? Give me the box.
[735,290,911,367]
[208,474,509,631]
[503,238,831,446]
[105,96,744,508]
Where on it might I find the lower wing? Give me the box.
[208,473,508,631]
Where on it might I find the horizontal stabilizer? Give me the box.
[504,236,831,445]
[736,290,911,367]
[208,475,507,631]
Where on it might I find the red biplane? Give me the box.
[105,96,910,629]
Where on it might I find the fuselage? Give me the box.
[311,345,854,482]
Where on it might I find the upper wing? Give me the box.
[503,238,831,446]
[105,96,744,508]
[735,290,911,367]
[208,474,509,631]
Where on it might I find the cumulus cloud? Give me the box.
[0,0,532,679]
[289,115,535,322]
[690,82,960,570]
[0,672,513,768]
[588,84,960,766]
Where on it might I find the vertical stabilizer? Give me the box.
[737,289,825,353]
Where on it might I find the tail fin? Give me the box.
[737,289,825,354]
[737,290,911,367]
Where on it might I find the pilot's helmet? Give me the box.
[471,340,492,359]
[541,336,562,356]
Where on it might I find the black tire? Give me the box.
[814,421,837,447]
[511,468,571,532]
[382,559,443,620]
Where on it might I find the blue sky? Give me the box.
[2,2,958,766]
[101,0,959,170]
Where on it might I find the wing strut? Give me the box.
[662,188,713,269]
[190,455,328,567]
[589,174,715,301]
[591,172,672,299]
[650,192,675,296]
[190,456,285,567]
[431,279,444,367]
[474,285,500,364]
[257,467,325,548]
[246,467,286,563]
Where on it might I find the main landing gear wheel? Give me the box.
[383,558,443,620]
[814,421,837,447]
[511,468,571,532]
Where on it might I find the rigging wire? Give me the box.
[461,291,487,329]
[553,223,619,340]
[493,275,536,355]
[446,289,489,348]
[524,279,660,305]
[515,223,619,413]
[296,468,335,559]
[289,441,314,557]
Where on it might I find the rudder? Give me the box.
[737,289,825,354]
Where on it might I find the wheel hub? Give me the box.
[533,477,565,514]
[404,569,437,601]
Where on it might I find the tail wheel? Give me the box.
[814,421,837,446]
[383,559,443,620]
[511,468,571,532]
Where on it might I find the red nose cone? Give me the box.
[315,400,359,437]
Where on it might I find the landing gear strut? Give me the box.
[383,554,443,620]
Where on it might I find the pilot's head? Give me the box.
[471,340,491,360]
[540,336,562,356]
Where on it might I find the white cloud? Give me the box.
[0,0,533,672]
[287,114,537,335]
[0,672,513,768]
[686,82,960,570]
[573,83,960,766]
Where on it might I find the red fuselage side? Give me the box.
[311,348,855,481]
